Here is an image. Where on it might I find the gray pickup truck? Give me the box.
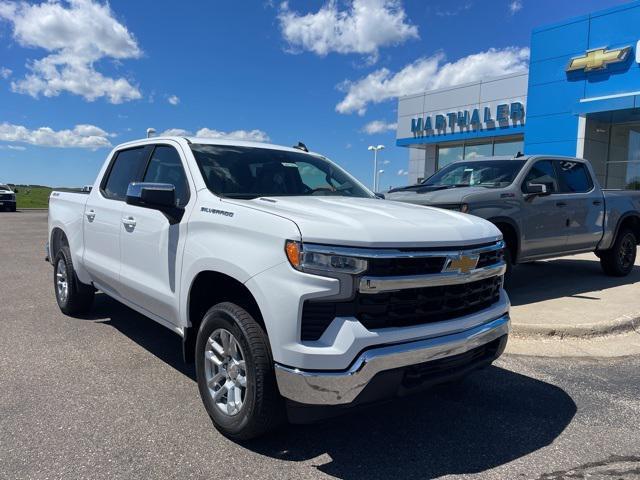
[387,155,640,277]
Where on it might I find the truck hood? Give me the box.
[227,196,500,248]
[386,186,488,205]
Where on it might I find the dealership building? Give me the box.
[397,0,640,190]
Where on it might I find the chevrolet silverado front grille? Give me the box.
[300,241,505,342]
[301,276,502,341]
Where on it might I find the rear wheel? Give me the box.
[600,228,637,276]
[54,246,94,315]
[195,302,283,440]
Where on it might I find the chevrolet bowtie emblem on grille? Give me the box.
[443,254,479,274]
[566,46,631,72]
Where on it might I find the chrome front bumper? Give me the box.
[275,314,510,405]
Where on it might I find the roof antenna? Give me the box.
[146,127,156,138]
[515,151,524,158]
[293,141,308,152]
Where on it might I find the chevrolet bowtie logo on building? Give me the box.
[566,46,631,72]
[443,254,479,274]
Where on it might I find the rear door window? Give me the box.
[102,147,150,200]
[555,160,593,193]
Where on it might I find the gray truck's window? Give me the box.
[522,160,558,193]
[143,146,190,207]
[103,147,149,200]
[424,160,526,188]
[556,161,593,193]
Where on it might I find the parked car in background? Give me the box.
[0,183,17,212]
[47,136,510,439]
[387,155,640,277]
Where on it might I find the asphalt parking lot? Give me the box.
[1,210,639,480]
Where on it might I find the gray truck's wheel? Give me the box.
[195,302,283,440]
[600,228,637,277]
[53,246,94,315]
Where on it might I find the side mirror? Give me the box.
[126,182,183,224]
[525,183,549,196]
[374,192,385,199]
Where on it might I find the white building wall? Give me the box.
[397,72,529,182]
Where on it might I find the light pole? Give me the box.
[367,144,385,191]
[377,169,385,192]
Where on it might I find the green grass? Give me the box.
[12,185,52,209]
[9,185,81,209]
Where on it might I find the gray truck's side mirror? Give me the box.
[525,183,549,196]
[126,182,183,224]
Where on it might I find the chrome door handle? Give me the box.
[122,216,136,227]
[86,209,96,221]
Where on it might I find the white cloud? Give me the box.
[397,169,408,176]
[278,0,418,61]
[0,67,11,79]
[0,122,112,149]
[168,95,180,106]
[160,128,191,137]
[362,120,397,134]
[0,0,142,103]
[196,128,271,142]
[159,128,271,142]
[436,2,472,17]
[0,144,26,150]
[336,46,530,115]
[509,0,523,14]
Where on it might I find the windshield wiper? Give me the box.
[223,193,260,199]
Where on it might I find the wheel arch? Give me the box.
[614,213,640,245]
[50,227,69,260]
[183,270,265,364]
[487,216,520,263]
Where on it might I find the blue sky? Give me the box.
[0,0,629,190]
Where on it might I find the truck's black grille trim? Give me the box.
[301,276,502,341]
[477,248,504,269]
[366,257,446,276]
[361,246,503,277]
[0,193,13,200]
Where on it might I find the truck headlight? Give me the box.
[285,240,368,274]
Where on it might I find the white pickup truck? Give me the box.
[48,137,510,439]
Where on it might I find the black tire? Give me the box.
[195,302,284,440]
[600,228,637,277]
[53,246,94,315]
[10,204,16,212]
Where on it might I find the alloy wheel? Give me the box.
[204,328,247,416]
[56,259,69,304]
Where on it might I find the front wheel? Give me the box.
[195,302,283,440]
[600,228,637,276]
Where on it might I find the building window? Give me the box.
[493,138,524,156]
[436,136,524,170]
[606,124,640,190]
[436,144,464,169]
[464,142,493,159]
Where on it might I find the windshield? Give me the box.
[190,144,374,199]
[423,160,526,188]
[0,184,10,191]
